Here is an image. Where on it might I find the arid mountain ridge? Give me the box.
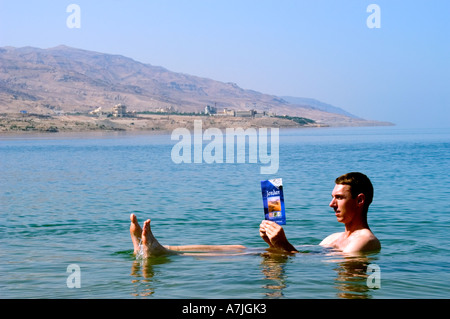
[0,45,391,126]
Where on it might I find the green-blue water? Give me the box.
[1,126,449,299]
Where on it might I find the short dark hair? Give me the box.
[335,172,374,211]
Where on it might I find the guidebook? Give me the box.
[261,178,286,225]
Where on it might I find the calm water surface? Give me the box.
[0,126,449,299]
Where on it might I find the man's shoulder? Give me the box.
[345,229,381,253]
[354,228,379,242]
[319,232,344,246]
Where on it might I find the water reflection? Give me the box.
[259,252,290,298]
[128,247,380,299]
[130,255,172,297]
[259,247,381,299]
[328,252,380,299]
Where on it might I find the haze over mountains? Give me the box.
[0,46,390,126]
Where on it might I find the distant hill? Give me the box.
[281,96,360,119]
[0,46,391,126]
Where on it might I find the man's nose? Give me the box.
[329,198,336,207]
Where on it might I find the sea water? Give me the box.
[0,126,449,299]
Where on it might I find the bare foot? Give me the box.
[141,219,176,257]
[130,214,142,255]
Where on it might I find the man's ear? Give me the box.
[356,193,366,207]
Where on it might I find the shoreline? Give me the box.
[0,113,392,135]
[0,113,325,135]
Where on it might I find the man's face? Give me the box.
[329,184,359,224]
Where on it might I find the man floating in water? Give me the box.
[130,172,380,257]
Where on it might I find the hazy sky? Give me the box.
[1,0,449,127]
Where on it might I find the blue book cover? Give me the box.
[261,178,286,225]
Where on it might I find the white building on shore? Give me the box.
[112,104,127,117]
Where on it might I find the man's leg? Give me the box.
[165,244,246,252]
[130,214,246,256]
